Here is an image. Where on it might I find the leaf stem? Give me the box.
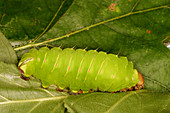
[32,0,65,43]
[130,0,141,12]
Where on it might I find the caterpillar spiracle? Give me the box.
[18,47,144,94]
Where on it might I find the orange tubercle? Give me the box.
[137,72,144,86]
[135,71,144,90]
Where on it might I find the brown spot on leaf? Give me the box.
[108,3,117,11]
[43,59,46,63]
[99,70,101,74]
[147,30,151,34]
[79,68,81,72]
[68,66,70,71]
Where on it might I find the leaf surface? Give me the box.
[0,0,73,40]
[0,0,169,112]
[0,62,67,113]
[64,91,170,113]
[0,32,17,64]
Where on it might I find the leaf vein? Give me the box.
[130,0,141,12]
[0,96,67,105]
[28,101,42,113]
[104,90,147,113]
[33,0,65,43]
[0,95,9,101]
[157,97,170,113]
[50,102,64,113]
[143,75,170,91]
[0,74,25,88]
[35,88,55,97]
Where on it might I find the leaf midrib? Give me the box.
[0,96,67,105]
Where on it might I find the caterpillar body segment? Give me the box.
[18,47,144,93]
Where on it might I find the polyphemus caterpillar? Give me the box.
[18,47,144,94]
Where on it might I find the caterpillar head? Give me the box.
[18,52,34,78]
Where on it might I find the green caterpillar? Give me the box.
[18,47,144,94]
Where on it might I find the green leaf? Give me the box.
[64,91,170,113]
[0,32,17,64]
[0,0,169,112]
[0,0,73,40]
[0,62,68,113]
[39,0,169,47]
[14,0,169,92]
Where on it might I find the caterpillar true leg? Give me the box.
[20,75,30,81]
